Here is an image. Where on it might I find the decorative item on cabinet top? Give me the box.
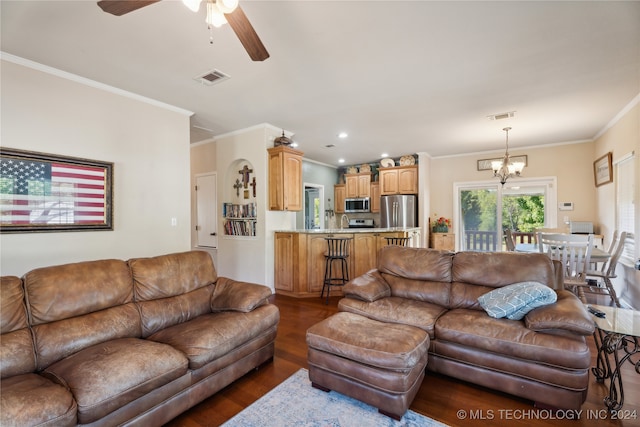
[359,163,371,173]
[400,155,416,166]
[274,130,293,147]
[379,158,395,168]
[346,166,358,174]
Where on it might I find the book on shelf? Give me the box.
[223,202,257,218]
[223,219,256,236]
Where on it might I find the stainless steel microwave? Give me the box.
[345,197,370,213]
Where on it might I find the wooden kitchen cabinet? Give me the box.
[370,182,380,213]
[345,173,371,198]
[274,231,411,297]
[334,184,346,214]
[274,233,295,292]
[379,165,418,195]
[430,232,455,251]
[353,231,405,277]
[268,146,304,211]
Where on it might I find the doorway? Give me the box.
[454,178,557,251]
[304,183,324,230]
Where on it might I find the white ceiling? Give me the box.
[2,1,639,166]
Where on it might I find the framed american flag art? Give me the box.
[0,148,113,233]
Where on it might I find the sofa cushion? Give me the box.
[452,251,556,288]
[338,296,447,339]
[1,276,28,335]
[342,270,390,302]
[148,304,280,370]
[435,309,591,370]
[33,303,141,370]
[378,246,454,282]
[0,373,77,427]
[478,282,557,320]
[1,276,36,378]
[525,290,594,335]
[129,250,217,301]
[211,277,272,312]
[24,259,133,325]
[138,285,215,337]
[43,337,188,425]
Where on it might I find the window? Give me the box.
[454,177,557,252]
[616,153,635,266]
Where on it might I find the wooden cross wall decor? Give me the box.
[250,177,257,197]
[239,165,253,188]
[233,179,243,197]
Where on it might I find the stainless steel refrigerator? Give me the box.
[380,195,417,228]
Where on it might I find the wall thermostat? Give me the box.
[559,202,574,211]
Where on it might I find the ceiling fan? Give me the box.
[97,0,269,61]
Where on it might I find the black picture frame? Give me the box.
[0,148,113,233]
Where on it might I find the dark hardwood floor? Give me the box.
[166,293,639,427]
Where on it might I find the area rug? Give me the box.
[222,369,447,427]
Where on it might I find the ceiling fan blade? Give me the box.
[97,0,161,16]
[225,5,269,62]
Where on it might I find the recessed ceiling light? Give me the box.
[338,132,348,139]
[381,153,389,157]
[338,158,345,163]
[291,142,299,148]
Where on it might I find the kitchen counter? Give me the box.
[275,227,421,234]
[274,228,422,298]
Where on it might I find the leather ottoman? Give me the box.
[306,312,429,420]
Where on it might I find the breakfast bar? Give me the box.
[274,228,421,298]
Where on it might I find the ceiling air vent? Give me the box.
[194,69,230,86]
[487,111,516,121]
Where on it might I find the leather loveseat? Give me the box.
[338,246,595,410]
[0,250,279,426]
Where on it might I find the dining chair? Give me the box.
[504,229,516,251]
[537,232,594,301]
[583,231,627,307]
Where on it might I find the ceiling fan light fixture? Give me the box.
[182,0,202,12]
[216,0,238,14]
[206,1,227,27]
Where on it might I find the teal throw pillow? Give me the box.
[478,282,557,320]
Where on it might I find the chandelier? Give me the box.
[491,127,525,185]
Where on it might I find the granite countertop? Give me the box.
[274,227,421,234]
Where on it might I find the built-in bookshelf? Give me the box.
[222,202,257,237]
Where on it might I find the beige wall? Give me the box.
[213,125,296,291]
[190,140,217,263]
[594,101,639,241]
[1,59,192,276]
[593,100,639,307]
[429,141,596,228]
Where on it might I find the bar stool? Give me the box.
[321,237,351,304]
[385,237,410,246]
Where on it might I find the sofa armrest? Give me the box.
[343,270,390,302]
[211,277,272,313]
[524,290,595,335]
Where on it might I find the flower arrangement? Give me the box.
[432,215,452,233]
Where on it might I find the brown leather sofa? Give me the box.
[0,250,279,426]
[338,246,595,410]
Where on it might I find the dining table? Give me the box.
[515,243,611,263]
